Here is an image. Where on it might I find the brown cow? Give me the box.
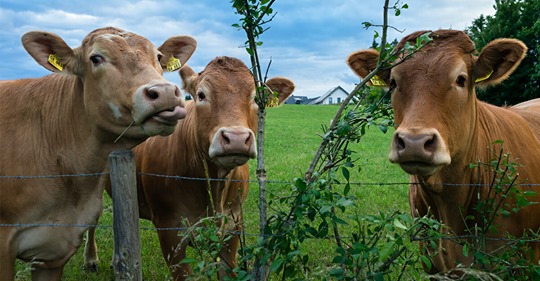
[347,29,540,273]
[85,56,294,280]
[0,27,196,280]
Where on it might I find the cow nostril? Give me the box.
[424,135,436,152]
[145,89,159,100]
[174,88,180,98]
[221,131,230,144]
[395,135,405,150]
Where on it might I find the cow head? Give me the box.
[21,27,197,142]
[347,29,527,178]
[180,56,294,171]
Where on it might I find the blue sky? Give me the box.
[0,0,495,98]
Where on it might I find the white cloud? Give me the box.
[0,0,498,97]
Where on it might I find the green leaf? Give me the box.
[344,183,351,196]
[379,240,395,261]
[341,167,350,181]
[336,197,354,207]
[269,257,284,273]
[463,243,469,257]
[524,190,537,197]
[420,255,432,271]
[180,258,199,264]
[329,267,345,277]
[333,216,348,225]
[393,218,407,230]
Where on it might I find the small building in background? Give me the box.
[284,86,351,105]
[308,86,350,105]
[284,95,318,105]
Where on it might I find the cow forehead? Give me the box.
[199,57,255,97]
[393,49,471,82]
[392,31,476,81]
[81,27,154,53]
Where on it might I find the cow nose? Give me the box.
[144,83,180,101]
[394,131,438,156]
[208,127,257,161]
[219,129,253,152]
[389,127,451,164]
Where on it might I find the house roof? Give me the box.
[308,86,349,105]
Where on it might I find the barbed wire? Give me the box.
[0,172,109,179]
[3,222,540,243]
[3,171,540,243]
[3,170,540,187]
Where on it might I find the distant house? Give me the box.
[308,86,350,105]
[284,95,319,105]
[285,95,308,104]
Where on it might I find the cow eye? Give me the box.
[90,54,105,66]
[456,75,467,87]
[157,53,163,62]
[197,91,206,101]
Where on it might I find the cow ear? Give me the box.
[265,77,295,106]
[473,38,527,88]
[347,49,379,78]
[179,64,198,95]
[21,31,76,73]
[158,36,197,72]
[347,49,390,87]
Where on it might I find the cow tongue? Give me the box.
[153,106,187,124]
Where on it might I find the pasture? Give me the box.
[15,104,410,280]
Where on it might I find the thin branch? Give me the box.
[304,0,392,182]
[254,0,276,26]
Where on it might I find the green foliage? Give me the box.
[178,216,235,281]
[326,212,440,281]
[467,0,540,105]
[438,141,540,280]
[231,0,276,109]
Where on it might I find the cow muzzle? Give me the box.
[388,128,451,177]
[208,127,257,169]
[132,82,187,136]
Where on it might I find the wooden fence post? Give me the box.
[109,150,142,281]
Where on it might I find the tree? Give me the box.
[467,0,540,105]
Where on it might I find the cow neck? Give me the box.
[37,74,119,173]
[411,99,482,233]
[171,102,211,178]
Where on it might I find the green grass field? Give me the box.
[15,104,411,280]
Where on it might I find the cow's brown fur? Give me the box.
[87,56,294,280]
[0,27,196,280]
[347,30,540,273]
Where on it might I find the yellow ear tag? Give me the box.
[369,75,387,87]
[475,70,493,83]
[166,56,182,72]
[266,95,279,108]
[48,54,63,71]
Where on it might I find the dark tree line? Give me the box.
[467,0,540,105]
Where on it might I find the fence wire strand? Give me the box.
[3,171,540,243]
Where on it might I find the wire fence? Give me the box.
[3,170,540,244]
